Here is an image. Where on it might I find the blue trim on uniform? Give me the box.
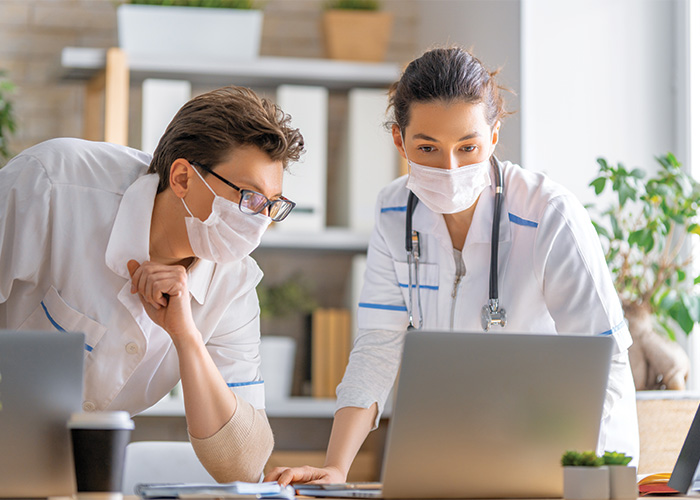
[398,283,439,291]
[380,206,407,213]
[598,321,626,337]
[41,301,94,352]
[41,301,66,331]
[508,213,539,228]
[358,302,408,312]
[227,380,264,388]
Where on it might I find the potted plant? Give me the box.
[117,0,264,61]
[0,70,17,166]
[603,452,637,500]
[322,0,393,62]
[588,153,700,390]
[561,450,609,500]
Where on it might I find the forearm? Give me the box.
[174,333,238,439]
[324,404,378,478]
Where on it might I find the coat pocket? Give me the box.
[392,260,440,327]
[18,286,107,355]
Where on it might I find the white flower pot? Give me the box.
[608,466,638,500]
[259,336,296,401]
[117,4,263,61]
[563,466,610,500]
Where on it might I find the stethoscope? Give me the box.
[405,156,507,332]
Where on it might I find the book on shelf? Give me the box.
[311,308,352,398]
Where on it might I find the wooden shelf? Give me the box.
[137,395,392,418]
[61,47,401,90]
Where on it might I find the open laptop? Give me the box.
[0,330,85,498]
[297,331,613,499]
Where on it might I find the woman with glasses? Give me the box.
[0,86,304,482]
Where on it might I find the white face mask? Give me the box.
[404,147,492,214]
[182,167,271,263]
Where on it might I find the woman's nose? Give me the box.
[446,153,460,170]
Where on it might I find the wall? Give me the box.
[415,0,522,165]
[521,0,681,205]
[0,0,418,160]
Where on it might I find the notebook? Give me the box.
[297,331,613,499]
[0,330,85,498]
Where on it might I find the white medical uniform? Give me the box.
[337,160,639,463]
[0,138,266,415]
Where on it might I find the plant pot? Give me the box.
[608,465,638,500]
[322,10,393,62]
[259,336,297,401]
[117,4,263,61]
[563,466,610,500]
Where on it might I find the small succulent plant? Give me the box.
[561,450,605,467]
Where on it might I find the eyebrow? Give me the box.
[240,180,282,199]
[412,132,481,142]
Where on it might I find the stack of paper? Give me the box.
[135,481,296,499]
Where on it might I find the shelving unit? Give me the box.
[60,46,401,145]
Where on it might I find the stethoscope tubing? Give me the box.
[405,156,504,330]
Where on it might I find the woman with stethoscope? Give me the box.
[266,46,639,485]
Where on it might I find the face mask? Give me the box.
[182,168,271,263]
[404,147,492,214]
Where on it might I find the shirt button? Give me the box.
[125,342,139,354]
[82,401,96,412]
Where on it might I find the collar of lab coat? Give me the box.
[105,173,213,305]
[410,163,513,249]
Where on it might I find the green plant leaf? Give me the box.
[590,177,606,195]
[630,168,645,179]
[669,300,694,334]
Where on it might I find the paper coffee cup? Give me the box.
[67,411,135,500]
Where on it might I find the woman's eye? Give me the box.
[462,145,477,152]
[418,146,435,153]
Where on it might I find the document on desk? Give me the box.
[135,481,296,500]
[293,483,383,498]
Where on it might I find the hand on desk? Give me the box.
[127,259,197,343]
[264,465,346,486]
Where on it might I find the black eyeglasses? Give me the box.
[190,161,296,222]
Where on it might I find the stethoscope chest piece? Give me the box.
[481,299,507,332]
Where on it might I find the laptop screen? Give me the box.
[0,330,84,498]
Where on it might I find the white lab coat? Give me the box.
[337,160,639,463]
[0,138,266,415]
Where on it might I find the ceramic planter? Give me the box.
[117,4,263,61]
[322,10,393,62]
[608,466,638,500]
[563,466,610,500]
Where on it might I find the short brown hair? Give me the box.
[149,86,305,193]
[388,46,507,133]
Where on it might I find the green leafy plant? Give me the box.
[326,0,380,10]
[0,70,17,164]
[588,153,700,340]
[602,451,633,466]
[125,0,256,8]
[257,275,317,319]
[561,450,604,467]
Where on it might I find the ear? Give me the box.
[169,159,192,199]
[391,124,407,160]
[491,121,501,147]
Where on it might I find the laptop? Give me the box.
[297,331,613,499]
[0,330,85,498]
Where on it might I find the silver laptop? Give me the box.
[0,330,85,498]
[297,331,613,499]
